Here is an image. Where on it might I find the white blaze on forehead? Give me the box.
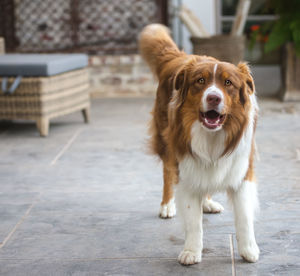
[201,63,224,112]
[213,63,218,80]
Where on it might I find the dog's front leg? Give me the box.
[230,180,260,263]
[176,185,203,265]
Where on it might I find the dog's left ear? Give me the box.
[238,62,255,95]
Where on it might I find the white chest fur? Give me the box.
[179,95,257,194]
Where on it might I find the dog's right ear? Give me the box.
[168,68,189,129]
[173,68,189,105]
[174,70,184,90]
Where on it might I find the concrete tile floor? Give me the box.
[0,97,299,276]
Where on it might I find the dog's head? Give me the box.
[169,58,255,155]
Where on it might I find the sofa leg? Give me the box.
[82,107,90,123]
[36,117,49,137]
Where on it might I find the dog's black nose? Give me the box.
[207,94,221,106]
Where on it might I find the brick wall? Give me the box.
[88,55,157,97]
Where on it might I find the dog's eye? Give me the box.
[197,78,205,84]
[225,79,232,86]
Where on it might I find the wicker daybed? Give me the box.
[0,53,90,136]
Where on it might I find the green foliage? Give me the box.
[265,0,300,55]
[249,29,260,50]
[249,21,273,50]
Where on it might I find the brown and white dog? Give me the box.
[139,24,259,265]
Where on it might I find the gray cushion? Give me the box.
[0,54,88,77]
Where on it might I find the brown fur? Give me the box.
[245,114,258,182]
[139,24,256,206]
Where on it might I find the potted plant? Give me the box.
[179,1,251,65]
[190,35,245,66]
[264,0,300,101]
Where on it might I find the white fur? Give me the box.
[203,198,224,213]
[176,186,203,265]
[159,198,176,218]
[202,64,224,114]
[180,119,253,194]
[202,85,225,114]
[213,63,218,76]
[228,180,260,262]
[176,93,259,265]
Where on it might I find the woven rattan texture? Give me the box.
[0,69,89,120]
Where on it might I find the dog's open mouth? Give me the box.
[199,110,226,130]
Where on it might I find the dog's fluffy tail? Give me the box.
[139,24,183,78]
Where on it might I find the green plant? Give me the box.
[249,23,272,50]
[265,0,300,55]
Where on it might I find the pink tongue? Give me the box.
[207,117,219,124]
[205,111,220,124]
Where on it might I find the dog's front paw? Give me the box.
[203,198,224,213]
[238,242,260,263]
[159,198,176,218]
[178,250,201,265]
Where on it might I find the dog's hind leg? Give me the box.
[159,162,178,218]
[202,195,224,213]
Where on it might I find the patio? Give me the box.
[0,97,299,275]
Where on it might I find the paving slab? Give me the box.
[0,97,299,275]
[0,258,233,276]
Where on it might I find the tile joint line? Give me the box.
[0,200,37,249]
[229,234,236,276]
[50,128,82,166]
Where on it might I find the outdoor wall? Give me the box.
[89,0,218,97]
[88,55,157,97]
[86,1,280,98]
[88,56,281,98]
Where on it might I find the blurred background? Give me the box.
[0,0,290,98]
